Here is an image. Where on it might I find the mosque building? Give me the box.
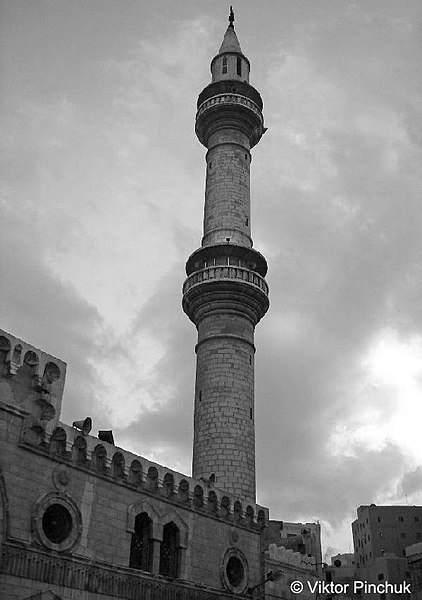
[0,10,321,600]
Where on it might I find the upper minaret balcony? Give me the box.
[195,8,266,150]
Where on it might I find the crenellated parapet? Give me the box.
[18,418,269,532]
[0,329,66,435]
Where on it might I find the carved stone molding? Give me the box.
[220,546,249,595]
[1,542,242,599]
[31,491,82,552]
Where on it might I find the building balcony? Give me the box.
[182,265,269,325]
[196,93,263,122]
[195,93,266,148]
[0,542,250,600]
[183,265,268,296]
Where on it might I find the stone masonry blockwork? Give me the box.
[183,20,268,502]
[203,129,252,248]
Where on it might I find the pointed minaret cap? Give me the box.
[211,7,250,84]
[219,7,242,54]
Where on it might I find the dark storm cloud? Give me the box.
[1,1,422,553]
[0,210,102,425]
[401,467,422,497]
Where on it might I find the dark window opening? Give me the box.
[378,573,384,581]
[398,516,404,522]
[236,57,242,77]
[250,408,253,419]
[159,522,180,578]
[130,512,153,571]
[50,428,67,455]
[199,390,202,402]
[227,556,244,587]
[42,504,72,544]
[245,218,249,226]
[222,56,228,75]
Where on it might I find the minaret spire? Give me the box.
[183,15,268,502]
[229,6,235,28]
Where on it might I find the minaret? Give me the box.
[182,9,268,502]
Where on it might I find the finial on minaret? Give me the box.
[229,6,235,28]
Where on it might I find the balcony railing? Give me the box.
[0,543,248,600]
[196,93,263,123]
[183,265,268,296]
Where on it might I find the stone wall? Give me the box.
[0,337,268,598]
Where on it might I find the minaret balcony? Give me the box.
[182,264,269,325]
[183,264,268,296]
[196,93,266,148]
[197,93,263,122]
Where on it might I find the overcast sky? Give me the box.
[1,0,422,555]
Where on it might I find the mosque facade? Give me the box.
[0,12,321,600]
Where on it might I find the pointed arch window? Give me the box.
[159,522,180,578]
[222,56,228,74]
[129,512,153,572]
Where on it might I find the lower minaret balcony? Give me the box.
[182,265,269,326]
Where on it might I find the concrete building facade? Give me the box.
[351,505,421,600]
[406,542,422,600]
[352,504,422,568]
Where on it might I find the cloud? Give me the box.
[2,3,422,555]
[402,467,422,497]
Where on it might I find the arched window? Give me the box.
[111,452,125,479]
[221,496,231,519]
[245,505,254,525]
[178,479,190,503]
[193,485,204,508]
[234,500,243,522]
[208,490,218,514]
[162,473,174,498]
[237,57,242,77]
[129,512,153,572]
[222,56,228,74]
[93,444,107,473]
[147,467,159,491]
[159,522,180,578]
[72,436,87,464]
[257,509,266,529]
[50,427,67,455]
[129,460,142,486]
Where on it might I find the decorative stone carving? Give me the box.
[32,491,82,552]
[220,546,249,594]
[52,465,71,491]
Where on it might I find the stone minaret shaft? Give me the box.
[183,15,268,502]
